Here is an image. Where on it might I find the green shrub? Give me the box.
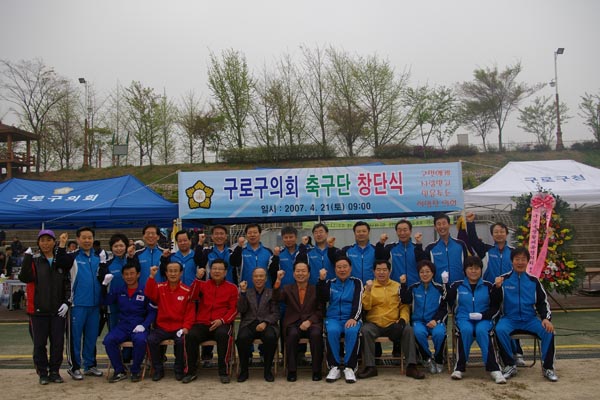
[222,144,335,163]
[447,144,479,156]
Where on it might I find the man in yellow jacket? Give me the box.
[357,259,425,380]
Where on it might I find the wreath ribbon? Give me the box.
[527,193,555,277]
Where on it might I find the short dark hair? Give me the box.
[463,255,483,272]
[373,259,391,270]
[511,247,531,262]
[93,240,101,247]
[395,219,413,231]
[211,225,228,234]
[417,259,436,276]
[293,259,311,273]
[211,258,229,270]
[353,221,370,232]
[122,261,140,274]
[490,222,509,236]
[76,227,95,237]
[175,230,191,240]
[245,223,262,234]
[433,214,450,225]
[312,223,329,233]
[335,255,352,266]
[166,261,184,272]
[142,224,159,235]
[109,233,129,250]
[281,226,298,236]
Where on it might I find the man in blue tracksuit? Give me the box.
[340,221,376,284]
[195,225,235,283]
[423,214,469,284]
[103,262,156,382]
[135,224,167,284]
[306,223,338,285]
[494,247,558,382]
[376,219,426,285]
[230,223,274,289]
[58,227,104,380]
[160,230,198,286]
[446,256,505,383]
[317,255,363,384]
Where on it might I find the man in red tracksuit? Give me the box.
[182,258,238,384]
[145,262,195,381]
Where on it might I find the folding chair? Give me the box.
[202,339,236,377]
[510,332,541,368]
[106,341,150,381]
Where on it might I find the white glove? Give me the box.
[102,273,114,286]
[176,329,184,338]
[58,303,69,318]
[469,312,483,321]
[132,325,145,333]
[99,250,107,264]
[441,271,449,284]
[25,247,33,255]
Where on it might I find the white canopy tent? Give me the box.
[464,160,600,211]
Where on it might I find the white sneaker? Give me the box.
[502,365,518,379]
[343,368,356,383]
[451,370,463,380]
[491,370,507,384]
[543,368,558,382]
[426,358,437,374]
[515,354,526,367]
[326,366,341,383]
[436,363,445,374]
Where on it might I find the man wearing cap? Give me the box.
[19,230,72,384]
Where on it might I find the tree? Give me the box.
[195,109,225,164]
[47,83,81,169]
[0,58,68,172]
[105,83,129,166]
[327,48,368,157]
[578,92,600,143]
[518,95,570,147]
[353,54,413,149]
[298,45,332,147]
[461,102,495,151]
[459,62,541,151]
[178,91,202,163]
[155,92,177,165]
[275,53,307,146]
[208,49,253,149]
[123,81,161,166]
[250,64,277,147]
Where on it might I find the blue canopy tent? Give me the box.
[0,175,178,229]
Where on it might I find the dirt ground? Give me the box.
[0,358,596,400]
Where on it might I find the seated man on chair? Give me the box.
[317,255,362,384]
[144,263,194,382]
[236,267,280,383]
[103,262,156,383]
[493,247,558,382]
[183,258,238,384]
[273,258,324,382]
[358,260,425,380]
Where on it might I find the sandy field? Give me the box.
[0,358,596,400]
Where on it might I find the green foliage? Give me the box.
[446,144,479,156]
[511,191,585,295]
[222,144,335,163]
[578,92,600,142]
[373,144,413,158]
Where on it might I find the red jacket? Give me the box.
[144,277,195,331]
[190,278,238,326]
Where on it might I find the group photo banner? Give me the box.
[178,162,464,222]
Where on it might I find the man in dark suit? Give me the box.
[236,267,280,382]
[273,259,324,382]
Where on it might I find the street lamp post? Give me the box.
[554,47,565,150]
[78,77,90,167]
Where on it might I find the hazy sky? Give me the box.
[2,0,599,146]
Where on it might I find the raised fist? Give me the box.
[162,249,171,258]
[150,266,158,278]
[127,245,136,258]
[327,237,336,248]
[301,236,310,245]
[365,280,373,291]
[59,233,68,247]
[277,270,285,281]
[273,246,281,256]
[239,280,248,292]
[441,271,449,284]
[495,276,504,288]
[414,232,423,244]
[319,268,327,281]
[466,212,475,222]
[400,274,407,284]
[379,233,388,244]
[196,268,206,280]
[238,236,246,247]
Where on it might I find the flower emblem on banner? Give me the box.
[186,180,214,209]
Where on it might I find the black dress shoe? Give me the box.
[182,374,197,384]
[287,371,297,382]
[152,370,164,382]
[219,375,231,384]
[264,371,275,382]
[357,366,378,379]
[237,371,249,382]
[312,372,322,381]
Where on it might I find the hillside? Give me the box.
[28,149,600,201]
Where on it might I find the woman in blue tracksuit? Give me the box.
[400,260,447,374]
[104,233,130,330]
[317,255,363,384]
[446,256,505,384]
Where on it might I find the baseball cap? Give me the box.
[37,229,56,240]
